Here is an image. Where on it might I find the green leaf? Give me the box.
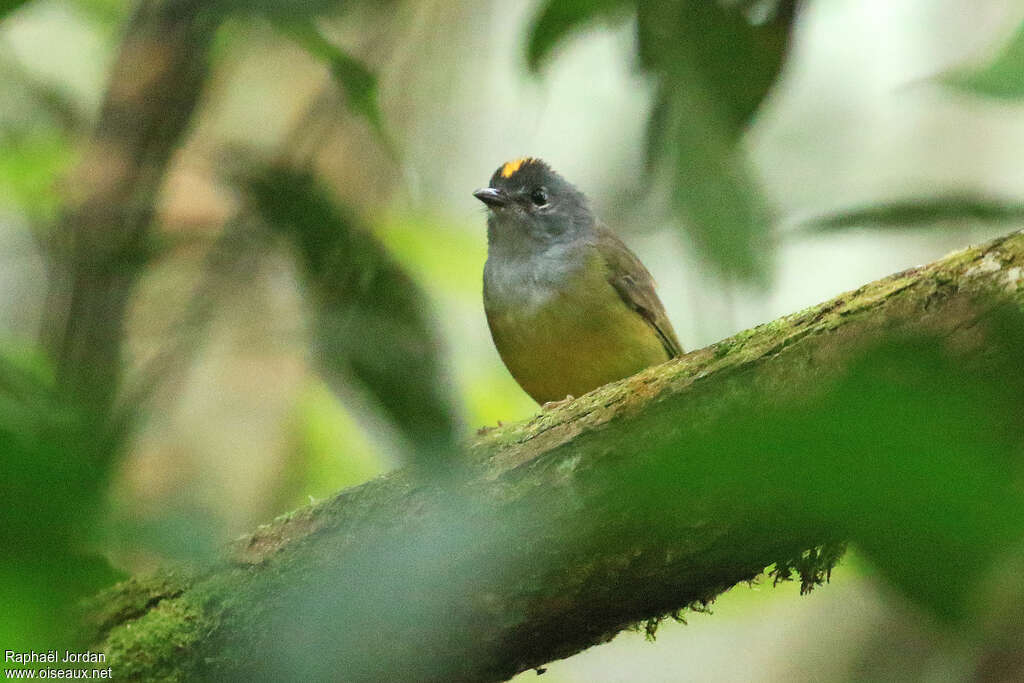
[529,1,796,280]
[68,0,130,28]
[530,0,796,132]
[799,194,1024,232]
[0,0,32,22]
[242,165,459,465]
[527,0,632,71]
[637,0,796,134]
[943,19,1024,99]
[276,18,388,142]
[0,346,124,650]
[632,1,796,280]
[651,85,770,279]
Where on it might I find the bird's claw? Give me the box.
[541,395,575,410]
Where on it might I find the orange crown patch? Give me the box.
[500,158,532,178]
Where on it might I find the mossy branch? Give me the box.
[82,230,1024,681]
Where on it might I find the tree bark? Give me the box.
[81,230,1024,681]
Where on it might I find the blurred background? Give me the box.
[3,0,1024,679]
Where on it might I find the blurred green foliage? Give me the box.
[813,16,1024,233]
[527,0,631,70]
[243,165,460,464]
[530,0,796,280]
[636,1,795,135]
[801,194,1024,232]
[275,17,388,142]
[69,0,129,27]
[275,381,387,511]
[624,306,1024,624]
[0,347,123,650]
[211,0,345,21]
[944,17,1024,99]
[0,129,75,224]
[0,0,30,21]
[529,0,793,130]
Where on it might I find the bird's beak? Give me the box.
[473,187,508,208]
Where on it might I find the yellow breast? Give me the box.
[485,252,669,404]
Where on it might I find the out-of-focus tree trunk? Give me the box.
[41,0,218,418]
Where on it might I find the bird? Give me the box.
[473,157,681,405]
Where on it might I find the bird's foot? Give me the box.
[475,420,504,436]
[541,395,575,410]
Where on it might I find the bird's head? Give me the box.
[474,158,595,251]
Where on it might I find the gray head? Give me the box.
[473,158,595,256]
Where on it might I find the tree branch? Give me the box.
[82,230,1024,681]
[40,0,219,415]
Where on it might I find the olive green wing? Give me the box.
[594,225,683,359]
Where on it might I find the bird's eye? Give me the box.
[530,187,549,207]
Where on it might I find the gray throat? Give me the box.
[484,226,591,315]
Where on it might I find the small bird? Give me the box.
[474,157,682,405]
